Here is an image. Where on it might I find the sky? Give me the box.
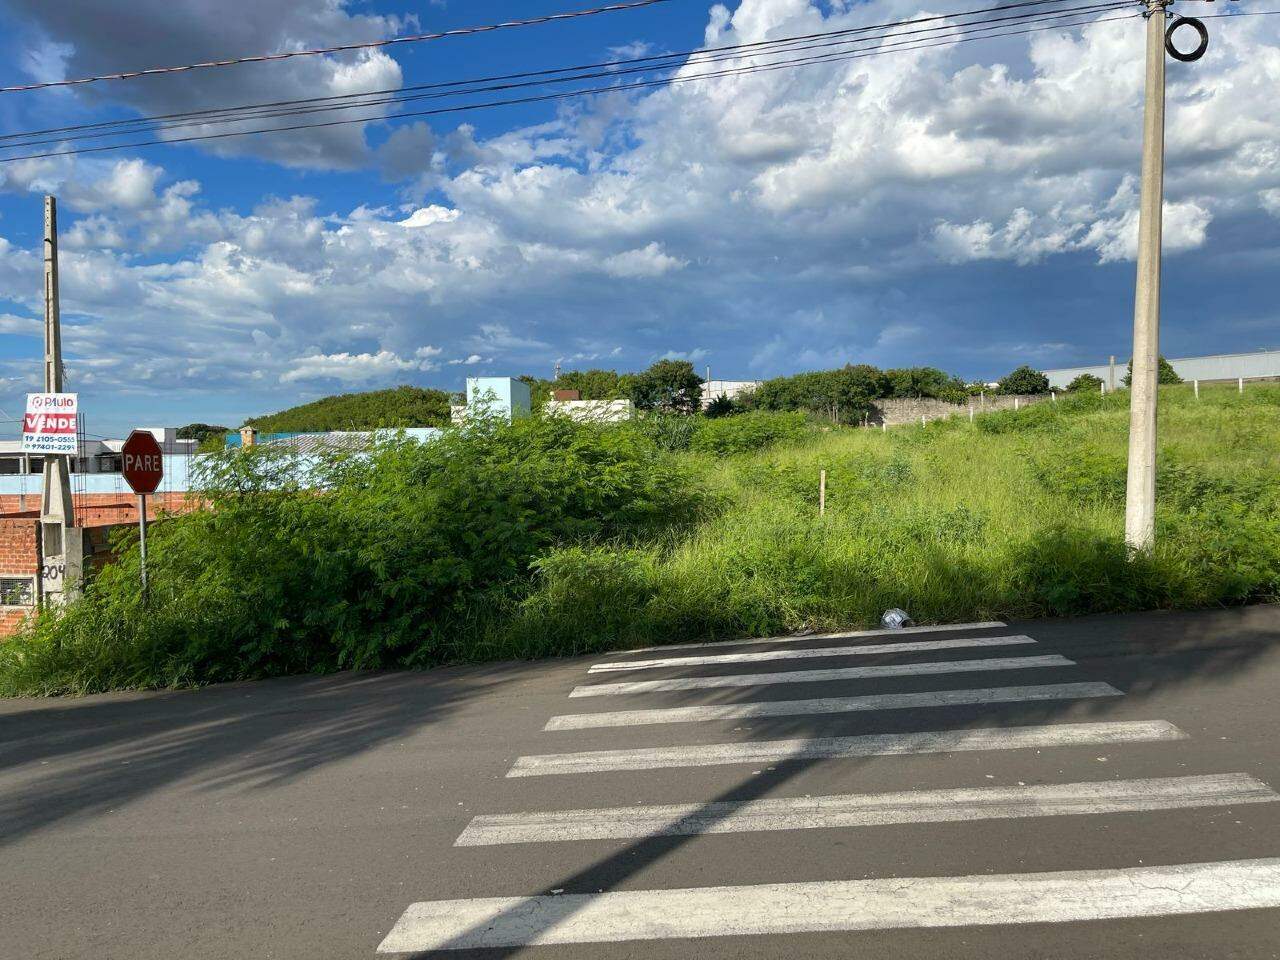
[0,0,1276,437]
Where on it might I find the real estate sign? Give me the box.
[22,393,78,454]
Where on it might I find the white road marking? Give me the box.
[377,857,1280,951]
[570,654,1075,697]
[605,620,1007,656]
[544,681,1122,730]
[456,773,1278,845]
[506,720,1186,777]
[588,635,1036,674]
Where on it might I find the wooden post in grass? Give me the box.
[969,405,974,423]
[1101,380,1106,396]
[1014,397,1021,411]
[1239,377,1244,394]
[1194,379,1199,399]
[819,470,826,516]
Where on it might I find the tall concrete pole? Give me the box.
[40,196,76,574]
[1124,0,1168,551]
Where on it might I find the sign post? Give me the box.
[121,430,164,603]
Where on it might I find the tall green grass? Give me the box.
[479,383,1280,658]
[3,382,1278,695]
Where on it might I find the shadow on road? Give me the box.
[0,665,525,847]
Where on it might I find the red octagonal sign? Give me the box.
[122,429,164,495]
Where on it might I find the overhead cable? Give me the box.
[0,0,672,94]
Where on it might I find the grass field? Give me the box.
[3,382,1277,695]
[478,382,1280,659]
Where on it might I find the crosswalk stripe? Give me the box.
[506,720,1186,777]
[545,681,1122,730]
[605,620,1008,656]
[571,654,1076,697]
[456,773,1278,845]
[587,635,1036,674]
[377,857,1280,951]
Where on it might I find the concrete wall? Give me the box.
[872,393,1052,426]
[1044,350,1280,389]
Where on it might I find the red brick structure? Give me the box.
[0,492,201,637]
[0,517,39,635]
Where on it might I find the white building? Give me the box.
[1044,350,1280,389]
[701,379,762,408]
[0,427,197,476]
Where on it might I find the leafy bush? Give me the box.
[703,394,741,418]
[0,416,703,694]
[997,365,1050,395]
[885,366,968,403]
[8,383,1280,695]
[1067,373,1104,392]
[1123,355,1183,386]
[752,366,885,423]
[690,412,810,456]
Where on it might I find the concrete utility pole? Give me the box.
[40,197,75,537]
[39,196,80,602]
[1123,0,1170,551]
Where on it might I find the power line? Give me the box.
[0,1,1136,151]
[0,8,1147,164]
[0,0,1122,146]
[0,0,673,95]
[1,9,1150,165]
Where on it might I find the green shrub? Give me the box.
[690,411,810,456]
[0,416,703,694]
[7,383,1280,695]
[1067,373,1104,392]
[997,365,1050,395]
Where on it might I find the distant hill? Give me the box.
[245,386,454,433]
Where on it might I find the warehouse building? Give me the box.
[1044,349,1280,390]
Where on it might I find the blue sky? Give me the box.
[0,0,1276,436]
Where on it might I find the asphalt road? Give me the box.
[4,605,1280,959]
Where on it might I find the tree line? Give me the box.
[179,356,1183,444]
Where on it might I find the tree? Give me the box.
[885,367,968,403]
[1123,356,1183,386]
[628,360,704,414]
[751,365,886,423]
[522,368,629,410]
[176,423,229,444]
[997,365,1050,395]
[1067,373,1104,392]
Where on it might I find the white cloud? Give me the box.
[4,0,407,169]
[0,0,1277,418]
[281,347,442,384]
[399,205,460,228]
[602,242,687,278]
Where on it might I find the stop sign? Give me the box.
[121,430,164,494]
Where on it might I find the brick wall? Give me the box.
[0,493,200,640]
[0,517,39,636]
[0,491,195,523]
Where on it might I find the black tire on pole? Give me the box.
[1165,16,1208,63]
